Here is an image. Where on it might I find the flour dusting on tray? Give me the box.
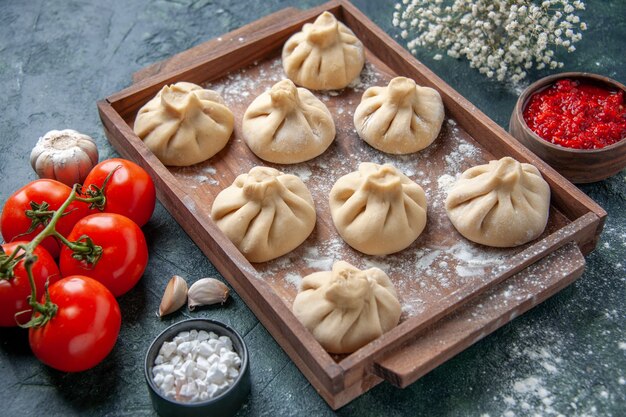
[165,53,564,323]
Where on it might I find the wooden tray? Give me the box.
[97,0,606,409]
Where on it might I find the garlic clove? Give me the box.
[188,278,229,311]
[158,275,189,318]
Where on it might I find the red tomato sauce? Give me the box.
[523,79,626,150]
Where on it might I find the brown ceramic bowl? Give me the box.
[509,72,626,183]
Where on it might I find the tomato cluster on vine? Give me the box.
[0,158,156,372]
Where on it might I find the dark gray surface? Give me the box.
[0,1,624,416]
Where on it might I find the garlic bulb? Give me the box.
[158,275,188,317]
[30,129,99,187]
[188,278,229,311]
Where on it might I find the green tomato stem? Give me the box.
[11,183,102,328]
[53,230,83,252]
[0,247,25,279]
[53,231,103,265]
[75,194,105,207]
[24,255,43,313]
[9,167,120,326]
[25,209,56,218]
[16,254,57,328]
[76,165,120,211]
[24,185,81,252]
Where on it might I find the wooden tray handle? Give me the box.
[371,242,585,388]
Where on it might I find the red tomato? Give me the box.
[59,213,148,297]
[29,275,121,372]
[1,179,88,258]
[0,242,60,327]
[83,158,156,227]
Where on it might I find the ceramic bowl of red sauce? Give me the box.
[509,72,626,183]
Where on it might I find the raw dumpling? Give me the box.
[292,260,401,354]
[134,82,234,166]
[354,77,445,154]
[282,11,365,90]
[211,166,316,262]
[242,79,335,164]
[329,162,428,255]
[445,157,551,247]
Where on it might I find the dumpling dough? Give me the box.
[282,11,365,90]
[329,162,428,255]
[292,260,401,354]
[354,77,445,154]
[242,79,335,164]
[211,166,316,262]
[134,82,234,166]
[445,157,551,247]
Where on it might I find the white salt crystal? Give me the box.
[162,375,174,391]
[153,373,164,386]
[173,331,190,344]
[197,343,212,358]
[177,341,193,355]
[194,369,207,381]
[219,336,233,349]
[196,356,210,371]
[180,360,195,378]
[179,381,197,397]
[160,341,177,358]
[207,383,219,397]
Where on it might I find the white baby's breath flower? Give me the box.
[393,0,587,86]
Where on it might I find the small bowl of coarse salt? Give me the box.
[144,318,250,417]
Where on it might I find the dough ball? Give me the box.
[445,157,551,247]
[242,79,335,164]
[211,166,316,262]
[282,11,365,90]
[134,82,234,166]
[292,260,401,354]
[329,162,428,255]
[354,77,445,154]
